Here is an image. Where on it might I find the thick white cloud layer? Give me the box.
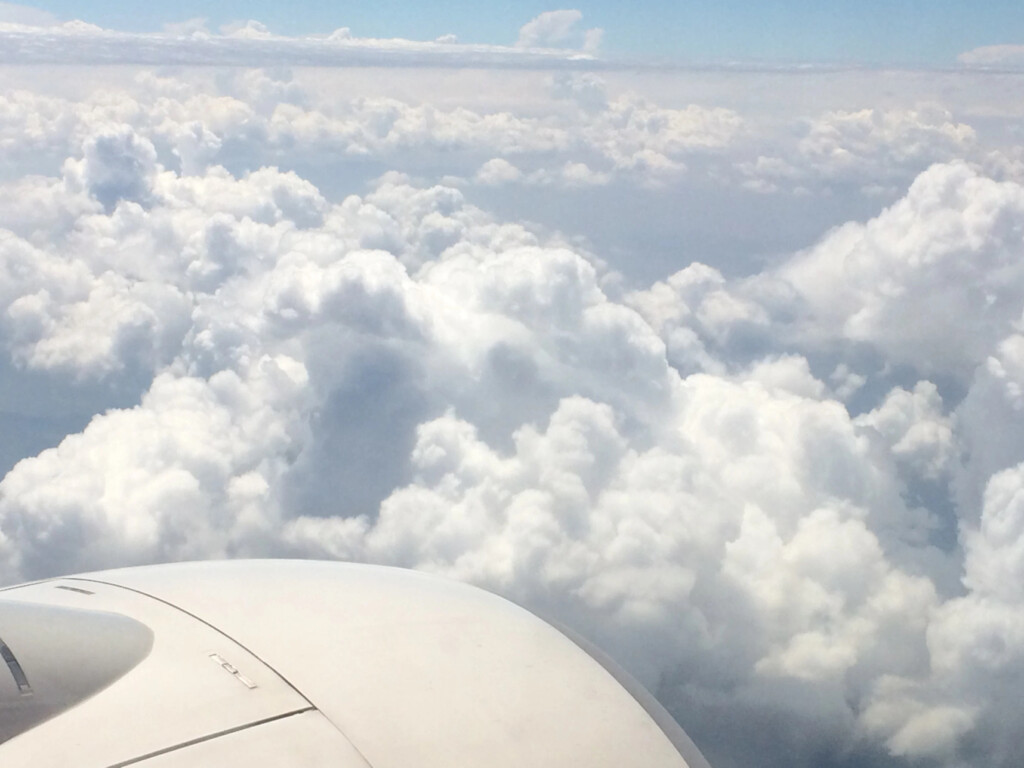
[0,57,1023,768]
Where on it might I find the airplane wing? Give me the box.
[0,559,711,768]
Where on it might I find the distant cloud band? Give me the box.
[0,22,602,68]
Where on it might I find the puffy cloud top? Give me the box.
[958,44,1024,68]
[516,10,594,49]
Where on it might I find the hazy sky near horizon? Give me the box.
[7,0,1024,64]
[3,4,1024,768]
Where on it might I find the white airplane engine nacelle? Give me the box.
[0,560,711,768]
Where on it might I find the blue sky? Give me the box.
[16,0,1024,64]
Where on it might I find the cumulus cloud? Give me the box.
[779,162,1024,378]
[0,67,741,191]
[0,57,1023,768]
[520,9,585,48]
[738,107,977,195]
[958,45,1024,68]
[2,65,989,204]
[548,71,608,112]
[475,157,522,185]
[854,381,954,481]
[516,10,601,50]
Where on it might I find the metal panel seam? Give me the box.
[65,576,378,768]
[104,707,316,768]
